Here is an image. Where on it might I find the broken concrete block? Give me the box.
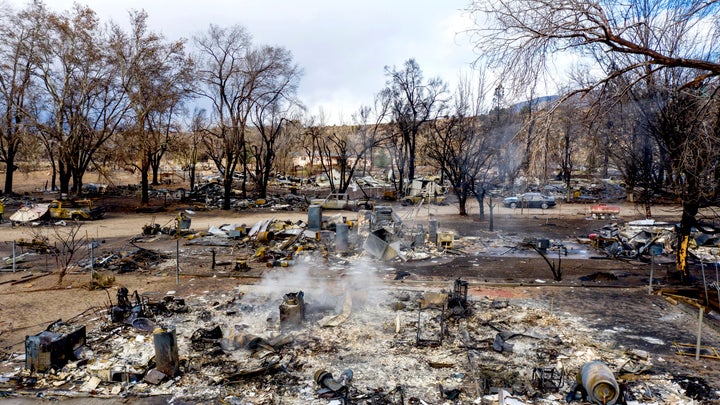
[144,368,167,385]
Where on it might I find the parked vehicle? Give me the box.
[48,199,104,220]
[503,193,556,209]
[310,193,373,210]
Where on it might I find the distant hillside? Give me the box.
[510,95,559,112]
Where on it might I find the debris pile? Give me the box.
[80,246,171,273]
[586,219,720,265]
[588,219,674,260]
[0,270,707,403]
[185,182,310,211]
[173,205,459,271]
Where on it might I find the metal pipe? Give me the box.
[701,261,709,305]
[175,239,179,285]
[696,306,704,361]
[90,241,94,286]
[579,361,619,405]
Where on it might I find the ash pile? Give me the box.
[0,270,705,404]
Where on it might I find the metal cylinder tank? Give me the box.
[428,219,438,246]
[308,205,322,230]
[336,223,349,252]
[153,327,179,377]
[579,361,619,405]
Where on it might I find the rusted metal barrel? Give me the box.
[279,291,305,328]
[256,231,274,242]
[578,361,619,405]
[153,327,179,377]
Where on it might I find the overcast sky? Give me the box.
[7,0,479,124]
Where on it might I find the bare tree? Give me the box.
[469,0,720,279]
[109,10,193,204]
[381,59,447,195]
[247,46,302,198]
[194,25,252,209]
[542,95,592,201]
[468,0,720,92]
[195,25,301,209]
[32,4,127,195]
[299,117,324,180]
[0,3,40,194]
[653,87,720,279]
[308,104,388,194]
[352,101,390,178]
[177,108,207,192]
[28,221,86,285]
[427,74,499,216]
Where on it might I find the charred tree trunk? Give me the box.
[71,170,82,194]
[141,167,150,205]
[476,187,486,220]
[3,152,16,194]
[140,153,152,205]
[58,161,72,196]
[189,163,196,191]
[223,178,233,210]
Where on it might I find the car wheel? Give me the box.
[541,203,548,209]
[510,202,517,209]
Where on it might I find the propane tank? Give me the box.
[578,361,619,405]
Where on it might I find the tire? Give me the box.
[541,203,548,209]
[509,202,517,209]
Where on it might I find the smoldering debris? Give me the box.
[1,269,707,403]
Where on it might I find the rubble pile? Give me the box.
[169,206,460,271]
[78,246,171,273]
[0,265,704,403]
[588,220,675,260]
[586,219,720,265]
[185,182,310,211]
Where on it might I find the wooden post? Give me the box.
[12,240,16,272]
